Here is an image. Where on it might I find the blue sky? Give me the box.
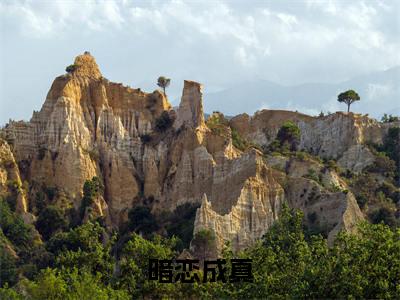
[0,0,399,123]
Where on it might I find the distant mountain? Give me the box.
[203,66,400,119]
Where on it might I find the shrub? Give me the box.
[191,229,217,261]
[35,191,46,214]
[366,153,396,177]
[128,206,158,236]
[36,206,67,240]
[304,169,320,184]
[0,200,36,251]
[325,159,340,172]
[165,203,199,251]
[65,64,77,73]
[45,186,57,201]
[381,114,399,123]
[231,128,250,151]
[80,177,104,217]
[155,111,173,132]
[369,207,398,229]
[277,121,301,151]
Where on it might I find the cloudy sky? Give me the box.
[0,0,399,123]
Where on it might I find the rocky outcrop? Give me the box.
[3,52,388,253]
[0,138,34,223]
[230,110,398,172]
[194,157,285,252]
[174,80,205,129]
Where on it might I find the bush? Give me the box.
[45,187,57,201]
[36,206,67,240]
[80,177,103,219]
[355,194,368,209]
[165,203,199,251]
[366,153,396,177]
[304,169,320,184]
[65,64,77,73]
[381,114,399,123]
[277,121,301,151]
[191,229,217,261]
[35,191,46,214]
[128,206,158,236]
[155,111,173,132]
[0,199,36,252]
[231,128,250,151]
[369,207,398,228]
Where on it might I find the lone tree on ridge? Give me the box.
[337,90,360,113]
[157,76,171,96]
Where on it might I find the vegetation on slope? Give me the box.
[1,200,399,299]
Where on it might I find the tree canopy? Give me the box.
[337,90,360,112]
[157,76,171,95]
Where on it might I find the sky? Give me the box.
[0,0,399,124]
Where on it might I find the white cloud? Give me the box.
[366,83,394,101]
[0,0,399,123]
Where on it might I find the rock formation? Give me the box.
[2,52,396,253]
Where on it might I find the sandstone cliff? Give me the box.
[3,52,395,253]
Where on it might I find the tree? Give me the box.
[36,206,67,240]
[80,177,104,218]
[191,229,217,261]
[154,111,173,132]
[157,76,171,95]
[337,90,360,112]
[128,206,158,236]
[381,114,399,123]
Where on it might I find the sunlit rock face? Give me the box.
[230,110,398,172]
[4,52,392,252]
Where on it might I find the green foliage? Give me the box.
[231,128,252,151]
[165,203,199,251]
[128,206,158,236]
[48,222,114,284]
[0,284,22,299]
[369,206,399,228]
[20,268,129,300]
[0,199,51,286]
[118,233,178,297]
[369,127,400,181]
[34,191,46,214]
[157,76,171,95]
[65,64,77,74]
[276,121,301,151]
[0,242,18,287]
[366,152,396,177]
[191,229,217,261]
[80,177,104,217]
[36,205,67,240]
[206,113,229,136]
[0,200,36,252]
[304,168,321,185]
[325,159,340,172]
[44,186,57,201]
[337,89,360,112]
[203,206,400,299]
[381,113,399,123]
[155,111,173,132]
